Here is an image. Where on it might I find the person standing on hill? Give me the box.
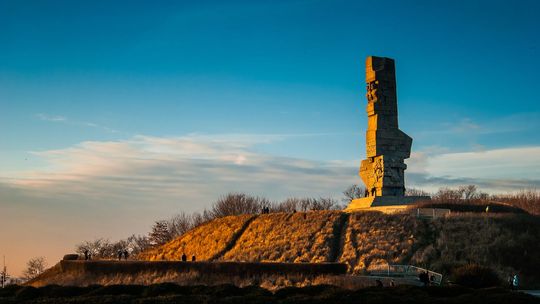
[123,250,129,260]
[192,255,196,262]
[181,253,187,262]
[117,250,123,261]
[513,274,519,290]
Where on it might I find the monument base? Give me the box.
[345,196,431,214]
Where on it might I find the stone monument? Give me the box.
[346,56,429,212]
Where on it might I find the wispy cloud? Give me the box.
[416,112,540,137]
[35,113,120,134]
[406,146,540,192]
[36,113,67,122]
[3,134,539,201]
[4,134,357,202]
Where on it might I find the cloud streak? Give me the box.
[35,113,120,134]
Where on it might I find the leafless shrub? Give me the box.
[76,238,115,259]
[22,257,47,281]
[210,193,269,218]
[271,198,301,213]
[493,189,540,215]
[405,188,429,197]
[342,184,366,202]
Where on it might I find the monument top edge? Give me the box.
[366,56,395,71]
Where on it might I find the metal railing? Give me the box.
[414,208,451,218]
[367,264,443,285]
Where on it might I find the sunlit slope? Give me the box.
[138,211,540,284]
[222,211,344,263]
[338,212,427,273]
[139,211,426,267]
[138,214,255,261]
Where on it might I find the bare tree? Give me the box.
[148,220,174,246]
[460,185,478,200]
[22,257,47,281]
[191,210,213,227]
[310,197,339,210]
[406,188,429,197]
[167,212,195,238]
[300,198,312,212]
[75,238,115,259]
[210,193,267,218]
[434,187,465,203]
[343,184,366,202]
[273,198,301,212]
[125,235,151,255]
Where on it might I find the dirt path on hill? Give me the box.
[331,213,350,262]
[210,215,258,261]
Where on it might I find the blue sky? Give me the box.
[1,0,540,275]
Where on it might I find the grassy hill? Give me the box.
[137,210,540,288]
[29,209,540,289]
[222,211,343,263]
[138,214,255,261]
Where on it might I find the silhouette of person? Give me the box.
[84,249,89,261]
[117,250,123,261]
[123,250,129,260]
[419,272,428,286]
[192,255,196,262]
[423,271,429,286]
[181,253,187,262]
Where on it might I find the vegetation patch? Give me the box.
[1,284,539,304]
[222,211,342,263]
[138,214,255,261]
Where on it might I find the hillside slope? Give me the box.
[138,214,255,261]
[138,211,540,287]
[338,212,429,273]
[222,211,344,263]
[30,211,539,288]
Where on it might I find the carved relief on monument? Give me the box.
[359,56,411,198]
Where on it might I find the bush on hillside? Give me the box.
[451,264,501,288]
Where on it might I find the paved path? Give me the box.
[522,290,540,297]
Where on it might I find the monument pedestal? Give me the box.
[345,196,430,213]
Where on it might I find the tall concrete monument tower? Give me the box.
[346,56,429,212]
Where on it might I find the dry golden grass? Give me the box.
[411,213,540,287]
[136,210,540,288]
[138,214,254,261]
[222,211,343,263]
[339,212,425,274]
